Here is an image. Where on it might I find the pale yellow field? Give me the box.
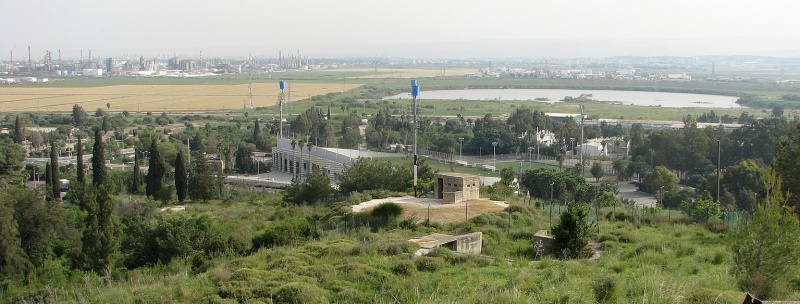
[338,68,478,79]
[0,83,361,112]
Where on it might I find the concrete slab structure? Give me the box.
[409,232,483,256]
[533,230,555,254]
[434,172,480,204]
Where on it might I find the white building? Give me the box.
[271,138,398,179]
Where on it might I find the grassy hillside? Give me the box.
[5,189,791,303]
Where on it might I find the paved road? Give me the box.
[617,182,657,208]
[225,171,296,188]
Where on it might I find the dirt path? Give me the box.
[588,241,603,262]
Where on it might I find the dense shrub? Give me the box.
[391,260,417,276]
[414,256,445,272]
[252,218,315,249]
[552,203,592,259]
[272,282,329,304]
[592,274,618,303]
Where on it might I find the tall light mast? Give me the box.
[412,80,420,197]
[278,80,286,138]
[579,104,585,176]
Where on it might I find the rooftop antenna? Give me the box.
[278,80,286,138]
[412,79,420,197]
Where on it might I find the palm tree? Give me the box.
[298,142,305,177]
[307,142,314,178]
[290,140,297,177]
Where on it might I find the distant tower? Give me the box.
[247,73,254,109]
[44,50,52,71]
[711,62,715,78]
[373,61,378,82]
[58,49,61,67]
[105,58,115,76]
[278,80,286,138]
[28,46,32,73]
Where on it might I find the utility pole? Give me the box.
[458,137,464,161]
[579,104,585,176]
[278,80,286,138]
[412,80,420,197]
[492,142,498,169]
[717,140,721,202]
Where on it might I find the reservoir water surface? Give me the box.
[383,89,744,109]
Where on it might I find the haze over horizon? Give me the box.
[3,0,800,59]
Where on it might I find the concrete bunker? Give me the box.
[408,232,483,256]
[433,172,481,204]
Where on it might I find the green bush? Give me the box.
[272,282,329,304]
[334,262,395,289]
[414,256,445,272]
[370,202,404,229]
[552,203,592,259]
[591,274,618,303]
[391,260,417,276]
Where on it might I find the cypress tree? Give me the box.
[146,138,166,199]
[72,104,84,128]
[50,141,60,200]
[76,136,85,184]
[14,115,24,144]
[253,119,261,141]
[175,149,187,203]
[80,182,117,274]
[130,149,141,194]
[327,102,332,121]
[188,154,215,202]
[44,162,51,199]
[91,129,106,186]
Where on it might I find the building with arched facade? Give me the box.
[271,138,398,180]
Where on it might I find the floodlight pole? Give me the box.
[458,137,464,161]
[717,139,721,202]
[279,80,286,139]
[412,80,420,197]
[492,142,497,169]
[580,104,585,176]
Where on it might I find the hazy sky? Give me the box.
[3,0,800,58]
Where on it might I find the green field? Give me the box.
[6,68,800,121]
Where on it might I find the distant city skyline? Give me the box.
[3,0,800,59]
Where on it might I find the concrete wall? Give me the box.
[453,232,482,254]
[442,191,464,204]
[533,230,555,255]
